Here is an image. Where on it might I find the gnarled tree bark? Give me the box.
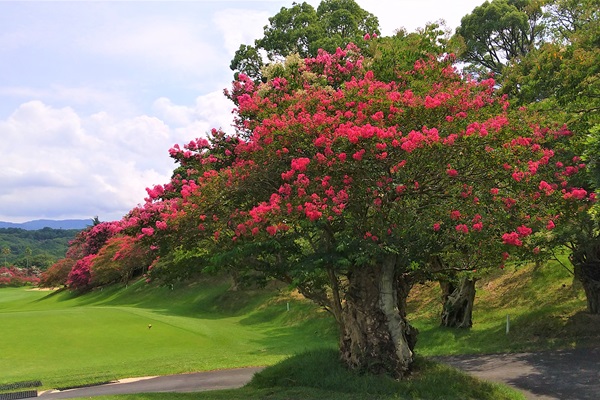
[440,277,476,328]
[570,239,600,315]
[574,262,600,314]
[339,257,415,378]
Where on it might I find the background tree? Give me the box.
[230,0,379,81]
[455,0,545,76]
[2,246,11,267]
[24,246,32,268]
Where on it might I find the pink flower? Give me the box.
[546,220,555,230]
[155,221,167,230]
[490,188,499,195]
[516,225,532,237]
[502,232,522,246]
[472,222,483,232]
[539,180,554,195]
[291,157,310,172]
[372,111,384,121]
[446,168,458,177]
[455,224,469,234]
[433,223,441,231]
[450,210,461,220]
[141,227,154,236]
[352,149,365,161]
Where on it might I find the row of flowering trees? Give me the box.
[0,266,40,287]
[43,37,591,376]
[40,220,153,289]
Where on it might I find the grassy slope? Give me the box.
[0,278,336,389]
[408,256,600,356]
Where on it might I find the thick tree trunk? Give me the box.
[439,279,455,304]
[570,238,600,315]
[339,258,414,378]
[440,277,476,328]
[396,273,418,352]
[574,262,600,314]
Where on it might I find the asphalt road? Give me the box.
[36,348,600,399]
[435,347,600,400]
[37,367,264,399]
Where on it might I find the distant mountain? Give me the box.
[0,219,92,230]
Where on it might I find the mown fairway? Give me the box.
[0,279,336,390]
[1,260,595,399]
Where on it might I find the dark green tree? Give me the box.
[230,0,379,81]
[2,246,10,267]
[455,0,545,76]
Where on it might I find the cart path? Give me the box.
[37,367,265,399]
[36,348,600,399]
[434,347,600,400]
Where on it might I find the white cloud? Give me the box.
[0,0,490,223]
[0,90,236,223]
[80,18,221,78]
[0,85,142,119]
[153,90,235,132]
[213,8,273,55]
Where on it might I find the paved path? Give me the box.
[36,348,600,399]
[435,347,600,400]
[38,367,264,399]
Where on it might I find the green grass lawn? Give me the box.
[407,256,597,356]
[0,278,336,390]
[2,258,594,399]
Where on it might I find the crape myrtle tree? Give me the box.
[230,0,380,81]
[446,0,598,324]
[443,0,547,327]
[89,235,153,287]
[42,220,126,290]
[134,42,588,377]
[491,0,600,313]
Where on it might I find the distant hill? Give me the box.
[0,219,92,230]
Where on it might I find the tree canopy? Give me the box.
[455,0,545,76]
[462,0,600,313]
[121,41,589,375]
[230,0,380,81]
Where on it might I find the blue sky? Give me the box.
[0,0,485,223]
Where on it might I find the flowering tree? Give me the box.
[40,258,75,288]
[66,254,96,290]
[0,266,40,287]
[89,235,153,287]
[496,0,600,313]
[135,41,590,377]
[43,220,125,289]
